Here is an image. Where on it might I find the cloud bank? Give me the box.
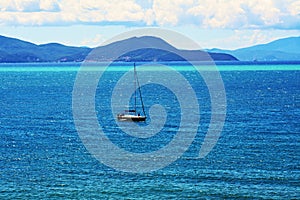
[0,0,299,29]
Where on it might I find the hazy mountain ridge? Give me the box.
[0,35,237,63]
[208,36,300,61]
[1,35,299,63]
[87,36,237,62]
[0,36,91,62]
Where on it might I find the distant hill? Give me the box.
[0,35,237,63]
[208,36,300,61]
[87,36,237,62]
[0,36,91,62]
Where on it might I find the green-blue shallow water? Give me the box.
[0,63,299,199]
[0,62,300,71]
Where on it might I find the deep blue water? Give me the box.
[0,63,299,199]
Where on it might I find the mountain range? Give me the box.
[208,36,300,61]
[86,36,237,62]
[0,35,299,63]
[0,35,237,63]
[0,36,90,63]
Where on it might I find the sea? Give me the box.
[0,62,299,199]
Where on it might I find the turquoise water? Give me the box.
[0,63,299,199]
[0,62,299,71]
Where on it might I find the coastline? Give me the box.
[0,61,299,72]
[0,60,300,66]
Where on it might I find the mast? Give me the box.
[134,63,137,115]
[135,63,146,117]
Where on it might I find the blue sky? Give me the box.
[0,0,299,50]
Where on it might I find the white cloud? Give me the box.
[287,0,300,16]
[0,0,40,12]
[0,0,299,29]
[57,0,145,23]
[149,0,194,26]
[40,0,60,11]
[187,0,298,29]
[188,0,245,28]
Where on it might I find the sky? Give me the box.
[0,0,299,50]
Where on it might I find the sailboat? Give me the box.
[117,63,146,122]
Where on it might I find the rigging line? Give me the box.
[134,63,137,114]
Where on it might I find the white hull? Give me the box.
[117,114,146,122]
